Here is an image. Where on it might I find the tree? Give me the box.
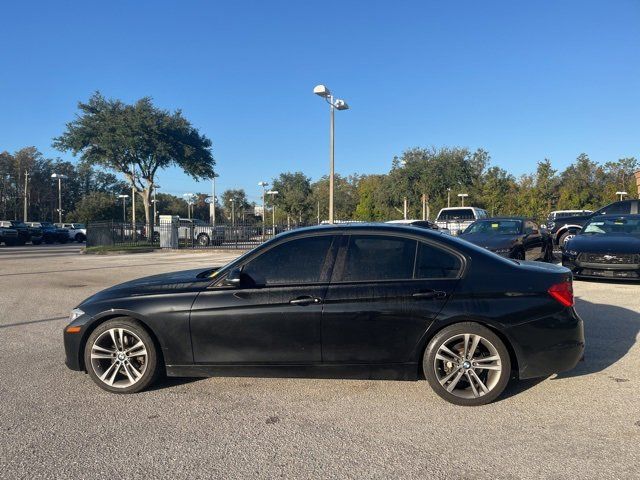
[67,192,120,224]
[53,92,215,226]
[353,174,393,220]
[271,172,312,224]
[311,174,359,222]
[221,189,250,223]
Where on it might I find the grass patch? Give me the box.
[83,245,155,255]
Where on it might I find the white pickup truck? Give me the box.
[435,207,488,235]
[154,218,225,246]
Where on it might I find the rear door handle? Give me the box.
[289,296,322,306]
[412,290,447,300]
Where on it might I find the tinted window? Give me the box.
[415,242,462,279]
[242,235,335,285]
[438,209,475,220]
[340,235,416,281]
[465,220,522,235]
[598,202,631,215]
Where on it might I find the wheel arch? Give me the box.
[415,317,521,380]
[77,312,165,372]
[554,224,582,243]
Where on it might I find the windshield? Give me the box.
[582,217,640,235]
[464,220,522,235]
[73,223,86,229]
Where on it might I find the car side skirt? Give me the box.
[166,363,420,381]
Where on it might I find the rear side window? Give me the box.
[598,202,631,215]
[242,235,335,285]
[340,235,416,281]
[415,242,462,279]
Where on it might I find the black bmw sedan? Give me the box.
[64,224,584,406]
[460,217,553,262]
[562,214,640,280]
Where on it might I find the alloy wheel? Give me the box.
[89,328,148,388]
[433,333,503,399]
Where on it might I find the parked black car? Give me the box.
[0,225,19,246]
[0,220,31,245]
[562,214,640,280]
[548,200,640,248]
[64,224,584,406]
[460,217,553,262]
[25,221,69,243]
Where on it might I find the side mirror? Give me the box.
[223,268,242,287]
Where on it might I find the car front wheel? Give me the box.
[84,318,160,394]
[197,233,210,246]
[424,322,511,406]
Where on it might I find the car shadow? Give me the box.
[555,297,639,379]
[146,375,205,392]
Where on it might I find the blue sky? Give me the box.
[1,0,638,204]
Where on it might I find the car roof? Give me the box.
[276,222,443,238]
[475,216,527,221]
[589,214,640,220]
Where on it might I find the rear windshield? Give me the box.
[464,220,522,235]
[438,209,476,221]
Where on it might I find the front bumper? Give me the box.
[562,256,640,280]
[507,307,585,380]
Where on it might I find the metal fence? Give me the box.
[86,221,312,250]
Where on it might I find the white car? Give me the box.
[435,207,488,235]
[55,223,87,242]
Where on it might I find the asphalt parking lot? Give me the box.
[1,244,638,479]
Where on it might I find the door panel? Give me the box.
[190,285,326,363]
[321,280,458,363]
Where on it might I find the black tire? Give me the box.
[511,248,525,261]
[75,233,86,242]
[84,318,161,394]
[59,238,67,244]
[558,230,578,250]
[5,239,17,247]
[197,233,210,246]
[423,322,512,406]
[32,240,42,245]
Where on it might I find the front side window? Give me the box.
[415,242,462,279]
[242,235,335,285]
[339,235,417,281]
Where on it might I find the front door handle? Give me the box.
[412,290,447,300]
[289,296,322,306]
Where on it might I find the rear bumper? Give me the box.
[507,307,585,380]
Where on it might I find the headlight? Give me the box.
[548,222,555,229]
[69,308,85,322]
[565,250,578,257]
[494,248,511,254]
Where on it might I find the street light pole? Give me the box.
[23,171,29,222]
[118,194,129,223]
[314,84,349,224]
[51,173,68,223]
[258,181,268,241]
[447,188,451,208]
[211,173,218,225]
[230,198,235,226]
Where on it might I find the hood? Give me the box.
[459,232,518,249]
[80,267,218,305]
[566,234,640,254]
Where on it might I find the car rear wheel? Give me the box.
[197,233,210,246]
[75,233,86,242]
[424,322,511,406]
[84,318,160,394]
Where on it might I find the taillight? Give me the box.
[548,280,574,307]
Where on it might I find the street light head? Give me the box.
[51,173,68,179]
[616,191,628,195]
[258,181,268,187]
[117,194,129,199]
[457,193,469,198]
[267,190,279,195]
[313,84,331,98]
[334,99,349,110]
